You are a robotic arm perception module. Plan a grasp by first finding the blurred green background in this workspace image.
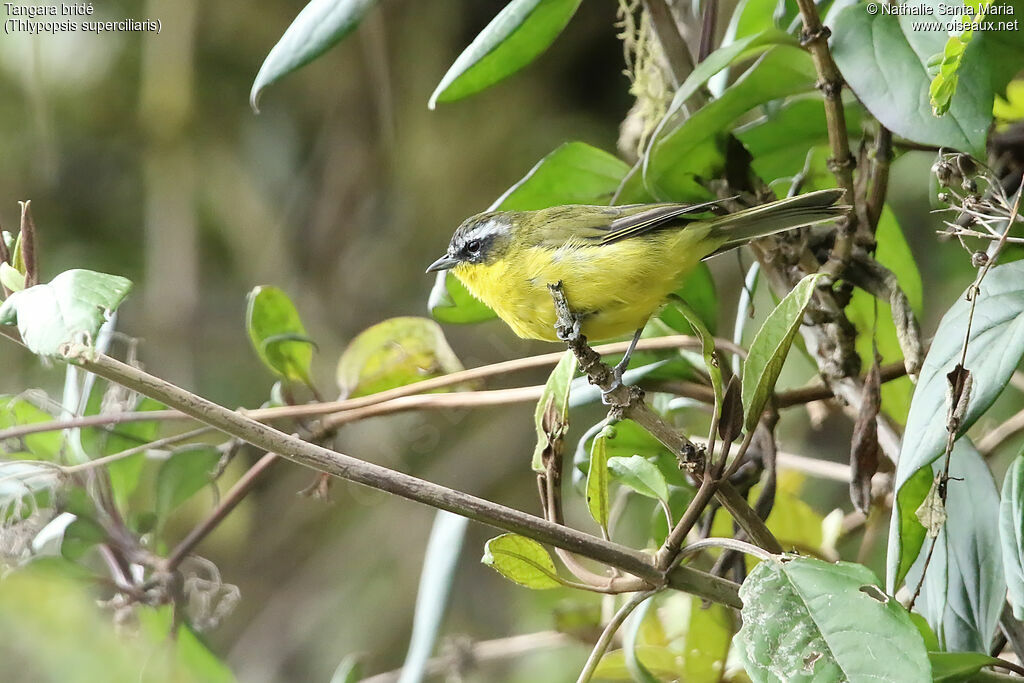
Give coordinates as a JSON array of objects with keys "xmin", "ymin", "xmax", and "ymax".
[{"xmin": 0, "ymin": 0, "xmax": 1003, "ymax": 680}]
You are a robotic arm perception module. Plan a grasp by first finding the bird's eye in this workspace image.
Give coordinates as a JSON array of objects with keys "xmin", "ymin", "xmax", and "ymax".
[{"xmin": 466, "ymin": 239, "xmax": 481, "ymax": 254}]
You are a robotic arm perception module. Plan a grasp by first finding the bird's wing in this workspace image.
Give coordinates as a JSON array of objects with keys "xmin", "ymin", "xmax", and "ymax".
[{"xmin": 598, "ymin": 198, "xmax": 731, "ymax": 245}]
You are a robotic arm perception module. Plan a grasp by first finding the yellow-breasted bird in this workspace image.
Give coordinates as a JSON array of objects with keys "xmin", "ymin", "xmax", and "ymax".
[{"xmin": 427, "ymin": 189, "xmax": 848, "ymax": 380}]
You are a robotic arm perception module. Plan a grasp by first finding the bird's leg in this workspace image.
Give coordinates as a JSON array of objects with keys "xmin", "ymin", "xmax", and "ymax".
[{"xmin": 607, "ymin": 327, "xmax": 644, "ymax": 394}]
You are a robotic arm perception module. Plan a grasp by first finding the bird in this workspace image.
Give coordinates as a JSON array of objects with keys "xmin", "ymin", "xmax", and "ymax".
[{"xmin": 427, "ymin": 189, "xmax": 848, "ymax": 381}]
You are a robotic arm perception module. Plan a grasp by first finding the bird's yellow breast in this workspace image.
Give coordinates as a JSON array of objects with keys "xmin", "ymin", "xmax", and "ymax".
[{"xmin": 452, "ymin": 226, "xmax": 717, "ymax": 342}]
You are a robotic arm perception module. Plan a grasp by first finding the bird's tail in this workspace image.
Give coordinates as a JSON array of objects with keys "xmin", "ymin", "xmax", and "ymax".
[{"xmin": 704, "ymin": 189, "xmax": 849, "ymax": 255}]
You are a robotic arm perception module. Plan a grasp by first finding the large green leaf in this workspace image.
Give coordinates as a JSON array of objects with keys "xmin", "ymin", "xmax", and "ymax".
[
  {"xmin": 575, "ymin": 418, "xmax": 690, "ymax": 488},
  {"xmin": 481, "ymin": 533, "xmax": 561, "ymax": 589},
  {"xmin": 641, "ymin": 46, "xmax": 817, "ymax": 201},
  {"xmin": 887, "ymin": 260, "xmax": 1024, "ymax": 591},
  {"xmin": 905, "ymin": 440, "xmax": 1004, "ymax": 653},
  {"xmin": 250, "ymin": 0, "xmax": 377, "ymax": 111},
  {"xmin": 734, "ymin": 557, "xmax": 930, "ymax": 681},
  {"xmin": 246, "ymin": 285, "xmax": 315, "ymax": 385},
  {"xmin": 335, "ymin": 317, "xmax": 463, "ymax": 398},
  {"xmin": 735, "ymin": 95, "xmax": 864, "ymax": 184},
  {"xmin": 742, "ymin": 273, "xmax": 822, "ymax": 431},
  {"xmin": 830, "ymin": 0, "xmax": 992, "ymax": 156},
  {"xmin": 0, "ymin": 269, "xmax": 132, "ymax": 357},
  {"xmin": 428, "ymin": 0, "xmax": 582, "ymax": 107},
  {"xmin": 1000, "ymin": 448, "xmax": 1024, "ymax": 620},
  {"xmin": 429, "ymin": 142, "xmax": 630, "ymax": 324}
]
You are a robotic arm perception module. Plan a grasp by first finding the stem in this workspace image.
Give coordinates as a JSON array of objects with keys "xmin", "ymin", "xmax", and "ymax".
[
  {"xmin": 676, "ymin": 537, "xmax": 775, "ymax": 563},
  {"xmin": 57, "ymin": 344, "xmax": 740, "ymax": 607},
  {"xmin": 577, "ymin": 590, "xmax": 662, "ymax": 683},
  {"xmin": 164, "ymin": 451, "xmax": 279, "ymax": 571},
  {"xmin": 794, "ymin": 0, "xmax": 857, "ymax": 276}
]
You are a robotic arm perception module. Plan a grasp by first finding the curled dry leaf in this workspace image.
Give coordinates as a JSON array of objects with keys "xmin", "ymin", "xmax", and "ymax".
[{"xmin": 850, "ymin": 360, "xmax": 881, "ymax": 514}]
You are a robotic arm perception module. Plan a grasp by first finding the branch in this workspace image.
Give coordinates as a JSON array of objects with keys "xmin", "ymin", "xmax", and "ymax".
[
  {"xmin": 794, "ymin": 0, "xmax": 858, "ymax": 276},
  {"xmin": 547, "ymin": 283, "xmax": 782, "ymax": 558},
  {"xmin": 56, "ymin": 344, "xmax": 740, "ymax": 607}
]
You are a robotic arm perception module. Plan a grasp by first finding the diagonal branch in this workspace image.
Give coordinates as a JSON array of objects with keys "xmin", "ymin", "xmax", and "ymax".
[{"xmin": 55, "ymin": 343, "xmax": 741, "ymax": 607}]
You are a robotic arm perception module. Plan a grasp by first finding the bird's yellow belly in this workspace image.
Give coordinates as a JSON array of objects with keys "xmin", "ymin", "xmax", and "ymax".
[{"xmin": 451, "ymin": 229, "xmax": 713, "ymax": 342}]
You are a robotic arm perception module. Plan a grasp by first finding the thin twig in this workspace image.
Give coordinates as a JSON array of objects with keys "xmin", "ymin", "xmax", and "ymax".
[
  {"xmin": 0, "ymin": 335, "xmax": 742, "ymax": 442},
  {"xmin": 978, "ymin": 407, "xmax": 1024, "ymax": 456}
]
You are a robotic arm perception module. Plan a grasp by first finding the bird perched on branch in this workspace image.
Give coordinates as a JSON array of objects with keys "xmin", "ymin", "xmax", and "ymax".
[{"xmin": 428, "ymin": 189, "xmax": 848, "ymax": 378}]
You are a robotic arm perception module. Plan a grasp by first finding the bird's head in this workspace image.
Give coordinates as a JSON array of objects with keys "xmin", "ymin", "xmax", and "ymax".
[{"xmin": 426, "ymin": 212, "xmax": 514, "ymax": 273}]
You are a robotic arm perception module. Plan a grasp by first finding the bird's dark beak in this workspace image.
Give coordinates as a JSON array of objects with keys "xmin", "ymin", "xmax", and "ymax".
[{"xmin": 426, "ymin": 254, "xmax": 459, "ymax": 273}]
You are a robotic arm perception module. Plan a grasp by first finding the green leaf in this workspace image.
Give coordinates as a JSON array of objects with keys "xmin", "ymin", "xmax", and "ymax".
[
  {"xmin": 430, "ymin": 142, "xmax": 630, "ymax": 324},
  {"xmin": 608, "ymin": 455, "xmax": 670, "ymax": 503},
  {"xmin": 329, "ymin": 655, "xmax": 363, "ymax": 683},
  {"xmin": 335, "ymin": 317, "xmax": 464, "ymax": 398},
  {"xmin": 0, "ymin": 261, "xmax": 25, "ymax": 292},
  {"xmin": 481, "ymin": 533, "xmax": 561, "ymax": 589},
  {"xmin": 531, "ymin": 350, "xmax": 576, "ymax": 472},
  {"xmin": 246, "ymin": 285, "xmax": 315, "ymax": 385},
  {"xmin": 887, "ymin": 260, "xmax": 1024, "ymax": 591},
  {"xmin": 927, "ymin": 1, "xmax": 994, "ymax": 115},
  {"xmin": 734, "ymin": 557, "xmax": 930, "ymax": 682},
  {"xmin": 154, "ymin": 445, "xmax": 221, "ymax": 527},
  {"xmin": 658, "ymin": 264, "xmax": 718, "ymax": 335},
  {"xmin": 495, "ymin": 142, "xmax": 631, "ymax": 210},
  {"xmin": 642, "ymin": 46, "xmax": 816, "ymax": 200},
  {"xmin": 659, "ymin": 28, "xmax": 799, "ymax": 126},
  {"xmin": 0, "ymin": 395, "xmax": 61, "ymax": 461},
  {"xmin": 929, "ymin": 651, "xmax": 1002, "ymax": 682},
  {"xmin": 741, "ymin": 273, "xmax": 822, "ymax": 431},
  {"xmin": 0, "ymin": 269, "xmax": 132, "ymax": 357},
  {"xmin": 250, "ymin": 0, "xmax": 378, "ymax": 111},
  {"xmin": 428, "ymin": 0, "xmax": 582, "ymax": 107},
  {"xmin": 593, "ymin": 646, "xmax": 683, "ymax": 680},
  {"xmin": 1000, "ymin": 448, "xmax": 1024, "ymax": 621},
  {"xmin": 736, "ymin": 95, "xmax": 864, "ymax": 184},
  {"xmin": 905, "ymin": 440, "xmax": 1004, "ymax": 653},
  {"xmin": 670, "ymin": 295, "xmax": 723, "ymax": 418},
  {"xmin": 683, "ymin": 595, "xmax": 733, "ymax": 682},
  {"xmin": 585, "ymin": 426, "xmax": 611, "ymax": 529},
  {"xmin": 60, "ymin": 516, "xmax": 105, "ymax": 561},
  {"xmin": 830, "ymin": 0, "xmax": 991, "ymax": 156},
  {"xmin": 103, "ymin": 397, "xmax": 165, "ymax": 504},
  {"xmin": 845, "ymin": 207, "xmax": 922, "ymax": 425},
  {"xmin": 137, "ymin": 606, "xmax": 236, "ymax": 682},
  {"xmin": 575, "ymin": 419, "xmax": 690, "ymax": 488}
]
